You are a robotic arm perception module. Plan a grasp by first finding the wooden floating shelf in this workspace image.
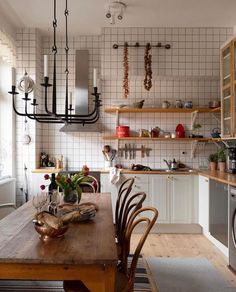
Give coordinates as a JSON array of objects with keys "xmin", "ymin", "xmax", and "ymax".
[
  {"xmin": 104, "ymin": 107, "xmax": 221, "ymax": 114},
  {"xmin": 103, "ymin": 136, "xmax": 223, "ymax": 141}
]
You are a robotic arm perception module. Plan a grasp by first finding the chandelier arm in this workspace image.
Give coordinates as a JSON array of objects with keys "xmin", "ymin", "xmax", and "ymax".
[
  {"xmin": 12, "ymin": 93, "xmax": 28, "ymax": 117},
  {"xmin": 70, "ymin": 104, "xmax": 100, "ymax": 122},
  {"xmin": 68, "ymin": 112, "xmax": 100, "ymax": 124},
  {"xmin": 30, "ymin": 110, "xmax": 99, "ymax": 123},
  {"xmin": 11, "ymin": 90, "xmax": 100, "ymax": 121},
  {"xmin": 70, "ymin": 107, "xmax": 100, "ymax": 123},
  {"xmin": 68, "ymin": 96, "xmax": 101, "ymax": 118},
  {"xmin": 42, "ymin": 77, "xmax": 54, "ymax": 115}
]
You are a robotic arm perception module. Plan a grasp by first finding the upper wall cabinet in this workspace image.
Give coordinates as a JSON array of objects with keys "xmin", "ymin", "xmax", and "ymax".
[{"xmin": 221, "ymin": 38, "xmax": 236, "ymax": 137}]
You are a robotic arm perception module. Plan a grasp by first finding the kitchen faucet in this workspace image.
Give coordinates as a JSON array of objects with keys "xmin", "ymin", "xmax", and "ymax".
[{"xmin": 163, "ymin": 159, "xmax": 177, "ymax": 170}]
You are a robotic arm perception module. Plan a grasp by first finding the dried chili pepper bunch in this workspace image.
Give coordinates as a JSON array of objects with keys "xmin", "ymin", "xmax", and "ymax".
[
  {"xmin": 144, "ymin": 43, "xmax": 152, "ymax": 91},
  {"xmin": 123, "ymin": 43, "xmax": 129, "ymax": 98}
]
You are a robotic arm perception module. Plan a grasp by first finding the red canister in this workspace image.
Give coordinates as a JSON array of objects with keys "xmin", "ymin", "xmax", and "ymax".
[
  {"xmin": 175, "ymin": 124, "xmax": 185, "ymax": 138},
  {"xmin": 116, "ymin": 125, "xmax": 130, "ymax": 137}
]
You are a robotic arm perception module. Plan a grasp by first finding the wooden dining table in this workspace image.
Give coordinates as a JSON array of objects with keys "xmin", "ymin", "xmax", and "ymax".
[{"xmin": 0, "ymin": 193, "xmax": 118, "ymax": 292}]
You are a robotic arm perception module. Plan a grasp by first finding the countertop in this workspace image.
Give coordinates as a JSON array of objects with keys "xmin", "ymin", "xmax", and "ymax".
[
  {"xmin": 100, "ymin": 168, "xmax": 198, "ymax": 174},
  {"xmin": 199, "ymin": 170, "xmax": 236, "ymax": 187},
  {"xmin": 31, "ymin": 168, "xmax": 63, "ymax": 173},
  {"xmin": 31, "ymin": 168, "xmax": 236, "ymax": 186}
]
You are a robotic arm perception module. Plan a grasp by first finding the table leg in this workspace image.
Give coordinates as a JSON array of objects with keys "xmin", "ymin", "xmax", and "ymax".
[{"xmin": 104, "ymin": 265, "xmax": 116, "ymax": 292}]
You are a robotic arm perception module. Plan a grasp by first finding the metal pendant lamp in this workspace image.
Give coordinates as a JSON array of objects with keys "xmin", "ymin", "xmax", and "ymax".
[{"xmin": 9, "ymin": 0, "xmax": 102, "ymax": 124}]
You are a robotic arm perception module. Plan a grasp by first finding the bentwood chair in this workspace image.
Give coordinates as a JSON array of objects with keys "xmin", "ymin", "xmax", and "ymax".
[
  {"xmin": 79, "ymin": 175, "xmax": 99, "ymax": 193},
  {"xmin": 63, "ymin": 207, "xmax": 158, "ymax": 292},
  {"xmin": 115, "ymin": 178, "xmax": 135, "ymax": 232},
  {"xmin": 117, "ymin": 192, "xmax": 147, "ymax": 260}
]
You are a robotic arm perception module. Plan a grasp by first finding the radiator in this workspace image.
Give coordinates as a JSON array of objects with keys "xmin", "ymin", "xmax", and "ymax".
[{"xmin": 0, "ymin": 177, "xmax": 16, "ymax": 219}]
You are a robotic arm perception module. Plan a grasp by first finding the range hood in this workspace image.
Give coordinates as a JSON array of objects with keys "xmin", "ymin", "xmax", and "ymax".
[{"xmin": 60, "ymin": 50, "xmax": 101, "ymax": 133}]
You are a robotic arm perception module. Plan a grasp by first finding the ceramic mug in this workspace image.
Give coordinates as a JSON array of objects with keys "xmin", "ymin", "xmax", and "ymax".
[
  {"xmin": 162, "ymin": 101, "xmax": 171, "ymax": 109},
  {"xmin": 175, "ymin": 100, "xmax": 183, "ymax": 108},
  {"xmin": 184, "ymin": 101, "xmax": 193, "ymax": 108}
]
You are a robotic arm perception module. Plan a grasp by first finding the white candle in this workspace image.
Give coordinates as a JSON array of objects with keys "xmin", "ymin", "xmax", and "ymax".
[
  {"xmin": 93, "ymin": 68, "xmax": 97, "ymax": 88},
  {"xmin": 44, "ymin": 55, "xmax": 48, "ymax": 77},
  {"xmin": 11, "ymin": 67, "xmax": 16, "ymax": 86},
  {"xmin": 69, "ymin": 92, "xmax": 72, "ymax": 105}
]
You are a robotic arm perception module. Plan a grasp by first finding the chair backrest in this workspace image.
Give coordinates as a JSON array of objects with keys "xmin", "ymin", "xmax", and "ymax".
[
  {"xmin": 120, "ymin": 207, "xmax": 158, "ymax": 292},
  {"xmin": 80, "ymin": 175, "xmax": 99, "ymax": 193},
  {"xmin": 115, "ymin": 177, "xmax": 135, "ymax": 231},
  {"xmin": 117, "ymin": 192, "xmax": 146, "ymax": 250},
  {"xmin": 79, "ymin": 182, "xmax": 96, "ymax": 193}
]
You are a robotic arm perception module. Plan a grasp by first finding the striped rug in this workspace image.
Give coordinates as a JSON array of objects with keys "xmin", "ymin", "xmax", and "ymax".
[{"xmin": 0, "ymin": 256, "xmax": 152, "ymax": 291}]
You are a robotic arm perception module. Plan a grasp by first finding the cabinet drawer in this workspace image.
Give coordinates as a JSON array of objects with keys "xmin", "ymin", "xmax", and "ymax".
[{"xmin": 122, "ymin": 174, "xmax": 149, "ymax": 184}]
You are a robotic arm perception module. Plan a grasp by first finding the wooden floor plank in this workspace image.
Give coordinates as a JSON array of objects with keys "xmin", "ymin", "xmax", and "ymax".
[{"xmin": 131, "ymin": 234, "xmax": 236, "ymax": 290}]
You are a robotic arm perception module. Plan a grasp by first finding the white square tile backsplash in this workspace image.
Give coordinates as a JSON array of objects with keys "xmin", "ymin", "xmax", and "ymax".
[{"xmin": 15, "ymin": 26, "xmax": 233, "ymax": 204}]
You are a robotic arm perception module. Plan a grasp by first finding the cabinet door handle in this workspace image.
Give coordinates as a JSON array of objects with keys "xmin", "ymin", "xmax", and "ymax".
[{"xmin": 205, "ymin": 179, "xmax": 209, "ymax": 182}]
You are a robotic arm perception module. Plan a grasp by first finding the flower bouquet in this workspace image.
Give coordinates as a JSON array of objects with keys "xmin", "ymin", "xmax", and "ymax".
[{"xmin": 41, "ymin": 165, "xmax": 90, "ymax": 204}]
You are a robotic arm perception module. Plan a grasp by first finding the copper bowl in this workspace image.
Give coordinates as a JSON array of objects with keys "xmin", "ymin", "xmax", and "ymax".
[{"xmin": 34, "ymin": 223, "xmax": 69, "ymax": 242}]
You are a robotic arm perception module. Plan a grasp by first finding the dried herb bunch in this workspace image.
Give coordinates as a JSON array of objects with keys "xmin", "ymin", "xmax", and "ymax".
[
  {"xmin": 123, "ymin": 43, "xmax": 129, "ymax": 98},
  {"xmin": 144, "ymin": 43, "xmax": 152, "ymax": 91}
]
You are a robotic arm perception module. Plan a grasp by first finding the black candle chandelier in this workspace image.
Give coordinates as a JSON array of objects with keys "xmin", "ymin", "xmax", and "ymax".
[{"xmin": 8, "ymin": 0, "xmax": 101, "ymax": 124}]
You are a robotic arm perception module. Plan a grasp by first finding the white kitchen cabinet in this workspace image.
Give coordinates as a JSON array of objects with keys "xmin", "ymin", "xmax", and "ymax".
[
  {"xmin": 149, "ymin": 175, "xmax": 169, "ymax": 223},
  {"xmin": 100, "ymin": 173, "xmax": 118, "ymax": 219},
  {"xmin": 101, "ymin": 172, "xmax": 197, "ymax": 225},
  {"xmin": 198, "ymin": 175, "xmax": 209, "ymax": 234},
  {"xmin": 171, "ymin": 175, "xmax": 194, "ymax": 223},
  {"xmin": 149, "ymin": 174, "xmax": 196, "ymax": 224}
]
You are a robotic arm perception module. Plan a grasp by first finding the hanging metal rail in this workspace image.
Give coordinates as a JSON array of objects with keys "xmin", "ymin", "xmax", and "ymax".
[{"xmin": 113, "ymin": 42, "xmax": 171, "ymax": 49}]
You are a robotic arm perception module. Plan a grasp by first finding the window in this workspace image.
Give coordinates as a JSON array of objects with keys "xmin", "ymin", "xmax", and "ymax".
[
  {"xmin": 0, "ymin": 58, "xmax": 13, "ymax": 177},
  {"xmin": 0, "ymin": 30, "xmax": 16, "ymax": 178}
]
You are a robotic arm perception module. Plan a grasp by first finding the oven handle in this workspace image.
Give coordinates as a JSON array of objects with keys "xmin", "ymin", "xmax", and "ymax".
[
  {"xmin": 232, "ymin": 208, "xmax": 236, "ymax": 247},
  {"xmin": 231, "ymin": 194, "xmax": 236, "ymax": 200}
]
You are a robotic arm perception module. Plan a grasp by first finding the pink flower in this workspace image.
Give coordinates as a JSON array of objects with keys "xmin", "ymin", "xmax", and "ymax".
[
  {"xmin": 40, "ymin": 184, "xmax": 46, "ymax": 190},
  {"xmin": 82, "ymin": 165, "xmax": 89, "ymax": 176},
  {"xmin": 66, "ymin": 178, "xmax": 72, "ymax": 184},
  {"xmin": 44, "ymin": 174, "xmax": 50, "ymax": 180}
]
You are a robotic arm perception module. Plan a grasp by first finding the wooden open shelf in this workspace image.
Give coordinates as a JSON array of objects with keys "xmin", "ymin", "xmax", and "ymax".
[
  {"xmin": 103, "ymin": 136, "xmax": 223, "ymax": 141},
  {"xmin": 104, "ymin": 107, "xmax": 221, "ymax": 114}
]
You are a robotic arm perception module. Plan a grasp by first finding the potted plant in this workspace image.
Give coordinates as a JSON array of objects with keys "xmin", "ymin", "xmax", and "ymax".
[
  {"xmin": 208, "ymin": 153, "xmax": 218, "ymax": 171},
  {"xmin": 217, "ymin": 148, "xmax": 226, "ymax": 172},
  {"xmin": 191, "ymin": 123, "xmax": 202, "ymax": 138}
]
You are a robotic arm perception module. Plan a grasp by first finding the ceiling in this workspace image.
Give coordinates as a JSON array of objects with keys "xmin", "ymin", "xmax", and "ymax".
[{"xmin": 1, "ymin": 0, "xmax": 236, "ymax": 36}]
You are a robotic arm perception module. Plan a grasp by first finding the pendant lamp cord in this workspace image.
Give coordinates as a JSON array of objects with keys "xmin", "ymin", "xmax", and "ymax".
[{"xmin": 65, "ymin": 0, "xmax": 69, "ymax": 121}]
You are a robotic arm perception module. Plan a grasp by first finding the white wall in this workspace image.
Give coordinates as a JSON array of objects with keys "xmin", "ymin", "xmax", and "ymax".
[{"xmin": 14, "ymin": 26, "xmax": 233, "ymax": 204}]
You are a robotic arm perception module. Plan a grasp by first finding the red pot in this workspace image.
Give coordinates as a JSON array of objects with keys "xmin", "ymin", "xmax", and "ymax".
[{"xmin": 116, "ymin": 126, "xmax": 130, "ymax": 137}]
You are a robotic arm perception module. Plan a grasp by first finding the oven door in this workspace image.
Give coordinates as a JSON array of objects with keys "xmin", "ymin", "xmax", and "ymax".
[{"xmin": 209, "ymin": 180, "xmax": 228, "ymax": 247}]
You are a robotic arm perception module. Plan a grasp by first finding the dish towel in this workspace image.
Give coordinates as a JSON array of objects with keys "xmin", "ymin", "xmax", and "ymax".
[{"xmin": 109, "ymin": 167, "xmax": 121, "ymax": 184}]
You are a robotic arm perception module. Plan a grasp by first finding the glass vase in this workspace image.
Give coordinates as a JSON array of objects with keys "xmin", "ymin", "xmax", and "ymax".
[{"xmin": 63, "ymin": 187, "xmax": 82, "ymax": 204}]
